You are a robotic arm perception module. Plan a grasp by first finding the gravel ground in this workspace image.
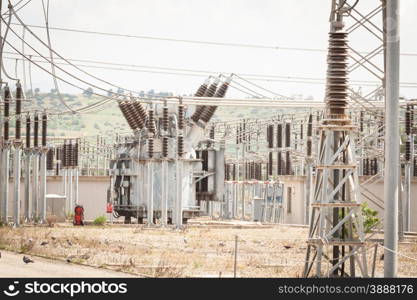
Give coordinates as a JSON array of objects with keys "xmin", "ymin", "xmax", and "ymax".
[{"xmin": 0, "ymin": 220, "xmax": 416, "ymax": 277}]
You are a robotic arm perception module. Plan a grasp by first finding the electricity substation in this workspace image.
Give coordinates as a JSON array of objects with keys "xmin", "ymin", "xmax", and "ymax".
[{"xmin": 0, "ymin": 0, "xmax": 416, "ymax": 278}]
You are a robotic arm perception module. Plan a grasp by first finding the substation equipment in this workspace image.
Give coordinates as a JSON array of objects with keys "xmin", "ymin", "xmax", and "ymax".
[{"xmin": 108, "ymin": 76, "xmax": 232, "ymax": 225}]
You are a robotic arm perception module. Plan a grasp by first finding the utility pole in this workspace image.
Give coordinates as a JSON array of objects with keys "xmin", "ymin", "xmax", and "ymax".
[{"xmin": 383, "ymin": 0, "xmax": 400, "ymax": 278}]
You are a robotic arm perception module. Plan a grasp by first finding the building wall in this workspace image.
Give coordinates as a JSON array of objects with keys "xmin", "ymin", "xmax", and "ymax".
[{"xmin": 3, "ymin": 175, "xmax": 417, "ymax": 231}]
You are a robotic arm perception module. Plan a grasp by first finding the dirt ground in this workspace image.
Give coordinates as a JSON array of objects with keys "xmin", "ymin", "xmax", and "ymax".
[{"xmin": 0, "ymin": 219, "xmax": 416, "ymax": 277}]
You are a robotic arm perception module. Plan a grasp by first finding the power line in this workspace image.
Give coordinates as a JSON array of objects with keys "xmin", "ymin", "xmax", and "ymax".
[{"xmin": 8, "ymin": 22, "xmax": 417, "ymax": 57}]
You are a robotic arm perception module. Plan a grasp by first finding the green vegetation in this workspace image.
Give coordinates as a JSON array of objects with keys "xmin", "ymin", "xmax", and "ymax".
[
  {"xmin": 93, "ymin": 215, "xmax": 107, "ymax": 226},
  {"xmin": 361, "ymin": 202, "xmax": 379, "ymax": 233}
]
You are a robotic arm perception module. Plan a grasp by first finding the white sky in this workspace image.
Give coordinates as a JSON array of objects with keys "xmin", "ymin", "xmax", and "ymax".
[{"xmin": 3, "ymin": 0, "xmax": 417, "ymax": 100}]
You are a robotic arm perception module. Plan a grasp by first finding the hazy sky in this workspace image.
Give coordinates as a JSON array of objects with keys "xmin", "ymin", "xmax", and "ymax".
[{"xmin": 3, "ymin": 0, "xmax": 417, "ymax": 100}]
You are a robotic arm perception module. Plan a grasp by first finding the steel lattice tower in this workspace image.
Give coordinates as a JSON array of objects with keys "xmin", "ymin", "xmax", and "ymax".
[{"xmin": 303, "ymin": 1, "xmax": 368, "ymax": 278}]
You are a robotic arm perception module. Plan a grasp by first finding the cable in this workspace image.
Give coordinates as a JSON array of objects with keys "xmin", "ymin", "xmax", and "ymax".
[
  {"xmin": 9, "ymin": 21, "xmax": 417, "ymax": 57},
  {"xmin": 0, "ymin": 5, "xmax": 19, "ymax": 81},
  {"xmin": 9, "ymin": 7, "xmax": 159, "ymax": 98},
  {"xmin": 41, "ymin": 0, "xmax": 76, "ymax": 113},
  {"xmin": 233, "ymin": 73, "xmax": 290, "ymax": 99}
]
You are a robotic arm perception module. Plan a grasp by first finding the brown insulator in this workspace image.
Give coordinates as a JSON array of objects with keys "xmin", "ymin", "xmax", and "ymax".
[
  {"xmin": 209, "ymin": 126, "xmax": 215, "ymax": 140},
  {"xmin": 300, "ymin": 123, "xmax": 304, "ymax": 140},
  {"xmin": 277, "ymin": 151, "xmax": 283, "ymax": 175},
  {"xmin": 132, "ymin": 101, "xmax": 147, "ymax": 129},
  {"xmin": 225, "ymin": 164, "xmax": 230, "ymax": 181},
  {"xmin": 162, "ymin": 106, "xmax": 169, "ymax": 132},
  {"xmin": 69, "ymin": 142, "xmax": 75, "ymax": 167},
  {"xmin": 4, "ymin": 86, "xmax": 11, "ymax": 141},
  {"xmin": 65, "ymin": 141, "xmax": 71, "ymax": 168},
  {"xmin": 147, "ymin": 109, "xmax": 156, "ymax": 134},
  {"xmin": 62, "ymin": 143, "xmax": 67, "ymax": 168},
  {"xmin": 267, "ymin": 124, "xmax": 274, "ymax": 148},
  {"xmin": 15, "ymin": 84, "xmax": 23, "ymax": 140},
  {"xmin": 25, "ymin": 115, "xmax": 31, "ymax": 148},
  {"xmin": 325, "ymin": 31, "xmax": 349, "ymax": 118},
  {"xmin": 236, "ymin": 126, "xmax": 240, "ymax": 145},
  {"xmin": 285, "ymin": 151, "xmax": 291, "ymax": 175},
  {"xmin": 239, "ymin": 123, "xmax": 243, "ymax": 144},
  {"xmin": 232, "ymin": 163, "xmax": 236, "ymax": 180},
  {"xmin": 200, "ymin": 80, "xmax": 231, "ymax": 123},
  {"xmin": 277, "ymin": 123, "xmax": 283, "ymax": 148},
  {"xmin": 405, "ymin": 139, "xmax": 411, "ymax": 162},
  {"xmin": 178, "ymin": 104, "xmax": 185, "ymax": 130},
  {"xmin": 162, "ymin": 136, "xmax": 169, "ymax": 158},
  {"xmin": 268, "ymin": 152, "xmax": 273, "ymax": 176},
  {"xmin": 285, "ymin": 123, "xmax": 291, "ymax": 148},
  {"xmin": 148, "ymin": 137, "xmax": 154, "ymax": 158},
  {"xmin": 373, "ymin": 158, "xmax": 378, "ymax": 174},
  {"xmin": 33, "ymin": 114, "xmax": 39, "ymax": 147},
  {"xmin": 191, "ymin": 79, "xmax": 219, "ymax": 123},
  {"xmin": 177, "ymin": 135, "xmax": 184, "ymax": 157},
  {"xmin": 74, "ymin": 141, "xmax": 79, "ymax": 167},
  {"xmin": 406, "ymin": 105, "xmax": 411, "ymax": 136},
  {"xmin": 360, "ymin": 111, "xmax": 364, "ymax": 132},
  {"xmin": 41, "ymin": 113, "xmax": 47, "ymax": 147},
  {"xmin": 47, "ymin": 148, "xmax": 54, "ymax": 170},
  {"xmin": 119, "ymin": 101, "xmax": 136, "ymax": 130}
]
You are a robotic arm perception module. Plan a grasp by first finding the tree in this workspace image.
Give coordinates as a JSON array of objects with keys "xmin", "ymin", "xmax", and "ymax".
[{"xmin": 83, "ymin": 87, "xmax": 94, "ymax": 98}]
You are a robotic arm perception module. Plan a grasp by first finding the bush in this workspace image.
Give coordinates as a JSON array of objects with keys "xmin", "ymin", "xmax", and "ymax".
[
  {"xmin": 93, "ymin": 216, "xmax": 106, "ymax": 226},
  {"xmin": 361, "ymin": 202, "xmax": 379, "ymax": 233}
]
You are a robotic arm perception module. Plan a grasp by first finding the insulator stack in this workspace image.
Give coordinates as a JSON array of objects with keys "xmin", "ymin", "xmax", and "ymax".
[
  {"xmin": 405, "ymin": 139, "xmax": 411, "ymax": 162},
  {"xmin": 306, "ymin": 114, "xmax": 313, "ymax": 157},
  {"xmin": 268, "ymin": 152, "xmax": 273, "ymax": 176},
  {"xmin": 162, "ymin": 137, "xmax": 169, "ymax": 158},
  {"xmin": 132, "ymin": 101, "xmax": 147, "ymax": 129},
  {"xmin": 191, "ymin": 78, "xmax": 217, "ymax": 123},
  {"xmin": 25, "ymin": 115, "xmax": 31, "ymax": 148},
  {"xmin": 267, "ymin": 124, "xmax": 274, "ymax": 148},
  {"xmin": 177, "ymin": 135, "xmax": 184, "ymax": 157},
  {"xmin": 15, "ymin": 83, "xmax": 23, "ymax": 140},
  {"xmin": 41, "ymin": 113, "xmax": 47, "ymax": 147},
  {"xmin": 406, "ymin": 105, "xmax": 411, "ymax": 136},
  {"xmin": 178, "ymin": 104, "xmax": 185, "ymax": 130},
  {"xmin": 300, "ymin": 123, "xmax": 304, "ymax": 140},
  {"xmin": 209, "ymin": 126, "xmax": 215, "ymax": 140},
  {"xmin": 277, "ymin": 123, "xmax": 283, "ymax": 148},
  {"xmin": 148, "ymin": 137, "xmax": 154, "ymax": 158},
  {"xmin": 285, "ymin": 151, "xmax": 292, "ymax": 175},
  {"xmin": 200, "ymin": 79, "xmax": 231, "ymax": 123},
  {"xmin": 236, "ymin": 126, "xmax": 240, "ymax": 144},
  {"xmin": 74, "ymin": 141, "xmax": 79, "ymax": 167},
  {"xmin": 360, "ymin": 111, "xmax": 364, "ymax": 132},
  {"xmin": 232, "ymin": 164, "xmax": 236, "ymax": 180},
  {"xmin": 4, "ymin": 86, "xmax": 11, "ymax": 141},
  {"xmin": 239, "ymin": 123, "xmax": 244, "ymax": 144},
  {"xmin": 373, "ymin": 158, "xmax": 378, "ymax": 175},
  {"xmin": 285, "ymin": 123, "xmax": 291, "ymax": 148},
  {"xmin": 69, "ymin": 142, "xmax": 75, "ymax": 167},
  {"xmin": 162, "ymin": 105, "xmax": 169, "ymax": 132},
  {"xmin": 65, "ymin": 141, "xmax": 71, "ymax": 168},
  {"xmin": 47, "ymin": 148, "xmax": 54, "ymax": 170},
  {"xmin": 119, "ymin": 102, "xmax": 136, "ymax": 130},
  {"xmin": 147, "ymin": 109, "xmax": 156, "ymax": 134},
  {"xmin": 34, "ymin": 114, "xmax": 39, "ymax": 147},
  {"xmin": 277, "ymin": 151, "xmax": 283, "ymax": 175},
  {"xmin": 325, "ymin": 31, "xmax": 349, "ymax": 118},
  {"xmin": 363, "ymin": 158, "xmax": 370, "ymax": 176}
]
